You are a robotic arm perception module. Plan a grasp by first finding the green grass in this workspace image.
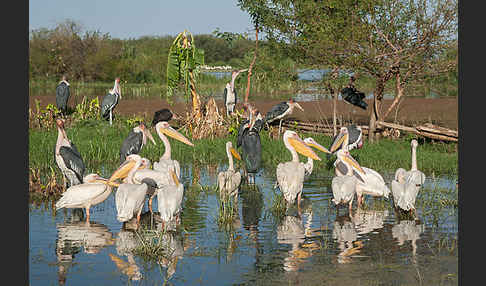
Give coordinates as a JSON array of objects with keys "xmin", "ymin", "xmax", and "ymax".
[{"xmin": 29, "ymin": 117, "xmax": 458, "ymax": 188}]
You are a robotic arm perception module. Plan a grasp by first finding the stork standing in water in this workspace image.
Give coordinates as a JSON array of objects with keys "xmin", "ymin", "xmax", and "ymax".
[
  {"xmin": 55, "ymin": 173, "xmax": 119, "ymax": 224},
  {"xmin": 237, "ymin": 107, "xmax": 264, "ymax": 185},
  {"xmin": 54, "ymin": 118, "xmax": 86, "ymax": 189},
  {"xmin": 223, "ymin": 69, "xmax": 247, "ymax": 117},
  {"xmin": 119, "ymin": 122, "xmax": 157, "ymax": 164},
  {"xmin": 56, "ymin": 75, "xmax": 70, "ymax": 115},
  {"xmin": 218, "ymin": 141, "xmax": 242, "ymax": 200},
  {"xmin": 101, "ymin": 78, "xmax": 121, "ymax": 125},
  {"xmin": 264, "ymin": 99, "xmax": 304, "ymax": 138},
  {"xmin": 112, "ymin": 154, "xmax": 157, "ymax": 225},
  {"xmin": 391, "ymin": 139, "xmax": 426, "ymax": 216},
  {"xmin": 330, "ymin": 127, "xmax": 391, "ymax": 208},
  {"xmin": 275, "ymin": 130, "xmax": 321, "ymax": 209}
]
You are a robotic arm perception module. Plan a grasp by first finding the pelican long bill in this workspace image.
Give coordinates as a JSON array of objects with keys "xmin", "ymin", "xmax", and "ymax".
[
  {"xmin": 306, "ymin": 140, "xmax": 331, "ymax": 154},
  {"xmin": 230, "ymin": 147, "xmax": 241, "ymax": 160},
  {"xmin": 330, "ymin": 132, "xmax": 348, "ymax": 153},
  {"xmin": 160, "ymin": 126, "xmax": 194, "ymax": 147},
  {"xmin": 288, "ymin": 137, "xmax": 321, "ymax": 161},
  {"xmin": 108, "ymin": 159, "xmax": 136, "ymax": 182},
  {"xmin": 342, "ymin": 153, "xmax": 366, "ymax": 176},
  {"xmin": 170, "ymin": 168, "xmax": 180, "ymax": 186},
  {"xmin": 145, "ymin": 128, "xmax": 156, "ymax": 145}
]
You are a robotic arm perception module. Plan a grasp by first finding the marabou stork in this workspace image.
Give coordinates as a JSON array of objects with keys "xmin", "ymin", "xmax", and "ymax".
[
  {"xmin": 217, "ymin": 141, "xmax": 242, "ymax": 200},
  {"xmin": 331, "ymin": 148, "xmax": 367, "ymax": 213},
  {"xmin": 328, "ymin": 125, "xmax": 363, "ymax": 155},
  {"xmin": 56, "ymin": 76, "xmax": 70, "ymax": 114},
  {"xmin": 54, "ymin": 118, "xmax": 86, "ymax": 189},
  {"xmin": 223, "ymin": 69, "xmax": 247, "ymax": 117},
  {"xmin": 391, "ymin": 139, "xmax": 426, "ymax": 215},
  {"xmin": 264, "ymin": 99, "xmax": 304, "ymax": 137},
  {"xmin": 156, "ymin": 167, "xmax": 184, "ymax": 228},
  {"xmin": 341, "ymin": 86, "xmax": 368, "ymax": 110},
  {"xmin": 119, "ymin": 122, "xmax": 156, "ymax": 164},
  {"xmin": 332, "ymin": 127, "xmax": 390, "ymax": 207},
  {"xmin": 151, "ymin": 108, "xmax": 178, "ymax": 127},
  {"xmin": 55, "ymin": 173, "xmax": 119, "ymax": 224},
  {"xmin": 101, "ymin": 78, "xmax": 121, "ymax": 125},
  {"xmin": 237, "ymin": 108, "xmax": 264, "ymax": 184},
  {"xmin": 302, "ymin": 137, "xmax": 331, "ymax": 177},
  {"xmin": 275, "ymin": 130, "xmax": 321, "ymax": 208},
  {"xmin": 113, "ymin": 154, "xmax": 157, "ymax": 224}
]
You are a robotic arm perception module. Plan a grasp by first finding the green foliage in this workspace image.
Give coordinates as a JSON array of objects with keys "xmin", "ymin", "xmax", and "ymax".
[
  {"xmin": 73, "ymin": 96, "xmax": 100, "ymax": 121},
  {"xmin": 166, "ymin": 30, "xmax": 205, "ymax": 101},
  {"xmin": 29, "ymin": 100, "xmax": 61, "ymax": 129}
]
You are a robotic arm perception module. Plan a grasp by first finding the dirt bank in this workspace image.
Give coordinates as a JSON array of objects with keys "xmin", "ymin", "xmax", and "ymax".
[{"xmin": 29, "ymin": 95, "xmax": 458, "ymax": 130}]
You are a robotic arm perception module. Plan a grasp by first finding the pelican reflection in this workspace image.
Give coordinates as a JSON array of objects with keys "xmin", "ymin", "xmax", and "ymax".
[{"xmin": 392, "ymin": 219, "xmax": 424, "ymax": 262}]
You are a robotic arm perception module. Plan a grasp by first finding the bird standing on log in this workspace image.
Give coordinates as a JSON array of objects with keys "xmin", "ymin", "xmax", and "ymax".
[
  {"xmin": 54, "ymin": 118, "xmax": 86, "ymax": 189},
  {"xmin": 101, "ymin": 78, "xmax": 121, "ymax": 125},
  {"xmin": 264, "ymin": 99, "xmax": 304, "ymax": 138},
  {"xmin": 119, "ymin": 122, "xmax": 156, "ymax": 164}
]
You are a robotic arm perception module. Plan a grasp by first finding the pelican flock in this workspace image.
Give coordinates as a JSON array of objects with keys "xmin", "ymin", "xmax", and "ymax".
[{"xmin": 49, "ymin": 81, "xmax": 433, "ymax": 267}]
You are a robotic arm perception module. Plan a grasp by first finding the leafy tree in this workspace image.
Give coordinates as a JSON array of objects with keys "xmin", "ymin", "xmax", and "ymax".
[{"xmin": 238, "ymin": 0, "xmax": 457, "ymax": 141}]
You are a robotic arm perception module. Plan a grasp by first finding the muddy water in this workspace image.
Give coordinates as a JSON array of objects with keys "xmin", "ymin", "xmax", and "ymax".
[{"xmin": 29, "ymin": 164, "xmax": 458, "ymax": 285}]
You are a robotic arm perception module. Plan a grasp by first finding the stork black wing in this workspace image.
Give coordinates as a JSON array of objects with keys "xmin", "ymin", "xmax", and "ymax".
[
  {"xmin": 237, "ymin": 119, "xmax": 249, "ymax": 148},
  {"xmin": 223, "ymin": 86, "xmax": 228, "ymax": 106},
  {"xmin": 347, "ymin": 125, "xmax": 362, "ymax": 145},
  {"xmin": 241, "ymin": 131, "xmax": 262, "ymax": 174},
  {"xmin": 59, "ymin": 145, "xmax": 85, "ymax": 183},
  {"xmin": 341, "ymin": 87, "xmax": 367, "ymax": 110},
  {"xmin": 264, "ymin": 102, "xmax": 289, "ymax": 123},
  {"xmin": 101, "ymin": 93, "xmax": 119, "ymax": 118},
  {"xmin": 119, "ymin": 130, "xmax": 143, "ymax": 163}
]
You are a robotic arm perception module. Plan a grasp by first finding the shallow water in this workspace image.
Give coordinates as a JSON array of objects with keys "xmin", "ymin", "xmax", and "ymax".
[{"xmin": 29, "ymin": 163, "xmax": 458, "ymax": 285}]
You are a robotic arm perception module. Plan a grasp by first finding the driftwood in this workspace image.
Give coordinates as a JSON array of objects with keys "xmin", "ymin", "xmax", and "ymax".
[{"xmin": 280, "ymin": 119, "xmax": 458, "ymax": 142}]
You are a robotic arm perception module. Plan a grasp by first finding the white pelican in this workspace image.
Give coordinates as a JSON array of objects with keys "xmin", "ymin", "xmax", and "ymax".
[
  {"xmin": 331, "ymin": 126, "xmax": 390, "ymax": 208},
  {"xmin": 55, "ymin": 173, "xmax": 119, "ymax": 223},
  {"xmin": 152, "ymin": 121, "xmax": 194, "ymax": 178},
  {"xmin": 276, "ymin": 130, "xmax": 321, "ymax": 208},
  {"xmin": 54, "ymin": 118, "xmax": 86, "ymax": 189},
  {"xmin": 264, "ymin": 99, "xmax": 304, "ymax": 137},
  {"xmin": 119, "ymin": 122, "xmax": 156, "ymax": 164},
  {"xmin": 157, "ymin": 167, "xmax": 184, "ymax": 228},
  {"xmin": 392, "ymin": 139, "xmax": 426, "ymax": 214},
  {"xmin": 331, "ymin": 148, "xmax": 367, "ymax": 213},
  {"xmin": 112, "ymin": 154, "xmax": 157, "ymax": 224},
  {"xmin": 217, "ymin": 141, "xmax": 242, "ymax": 200},
  {"xmin": 302, "ymin": 137, "xmax": 331, "ymax": 177}
]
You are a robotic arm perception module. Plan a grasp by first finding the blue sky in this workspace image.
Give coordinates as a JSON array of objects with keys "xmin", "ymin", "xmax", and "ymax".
[{"xmin": 29, "ymin": 0, "xmax": 254, "ymax": 39}]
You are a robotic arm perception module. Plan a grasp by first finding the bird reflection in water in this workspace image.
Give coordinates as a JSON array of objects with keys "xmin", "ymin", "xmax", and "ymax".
[
  {"xmin": 109, "ymin": 229, "xmax": 142, "ymax": 281},
  {"xmin": 392, "ymin": 218, "xmax": 424, "ymax": 263},
  {"xmin": 55, "ymin": 218, "xmax": 114, "ymax": 285},
  {"xmin": 332, "ymin": 214, "xmax": 361, "ymax": 264}
]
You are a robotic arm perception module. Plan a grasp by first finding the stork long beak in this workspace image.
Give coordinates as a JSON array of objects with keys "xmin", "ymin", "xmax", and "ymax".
[
  {"xmin": 170, "ymin": 169, "xmax": 180, "ymax": 186},
  {"xmin": 159, "ymin": 126, "xmax": 194, "ymax": 146},
  {"xmin": 145, "ymin": 129, "xmax": 156, "ymax": 145},
  {"xmin": 342, "ymin": 153, "xmax": 366, "ymax": 176},
  {"xmin": 330, "ymin": 132, "xmax": 348, "ymax": 153},
  {"xmin": 288, "ymin": 137, "xmax": 321, "ymax": 161},
  {"xmin": 306, "ymin": 140, "xmax": 331, "ymax": 154},
  {"xmin": 294, "ymin": 102, "xmax": 304, "ymax": 112},
  {"xmin": 230, "ymin": 147, "xmax": 241, "ymax": 160}
]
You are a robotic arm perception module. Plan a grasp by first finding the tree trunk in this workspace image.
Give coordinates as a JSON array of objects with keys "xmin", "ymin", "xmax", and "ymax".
[
  {"xmin": 369, "ymin": 79, "xmax": 385, "ymax": 142},
  {"xmin": 189, "ymin": 71, "xmax": 202, "ymax": 120},
  {"xmin": 382, "ymin": 72, "xmax": 404, "ymax": 122}
]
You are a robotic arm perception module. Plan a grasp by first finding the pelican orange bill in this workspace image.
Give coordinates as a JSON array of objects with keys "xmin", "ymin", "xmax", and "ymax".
[
  {"xmin": 342, "ymin": 153, "xmax": 366, "ymax": 175},
  {"xmin": 230, "ymin": 147, "xmax": 241, "ymax": 160},
  {"xmin": 170, "ymin": 169, "xmax": 180, "ymax": 186},
  {"xmin": 330, "ymin": 133, "xmax": 348, "ymax": 153},
  {"xmin": 159, "ymin": 126, "xmax": 194, "ymax": 147},
  {"xmin": 288, "ymin": 137, "xmax": 321, "ymax": 161},
  {"xmin": 306, "ymin": 140, "xmax": 331, "ymax": 154}
]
